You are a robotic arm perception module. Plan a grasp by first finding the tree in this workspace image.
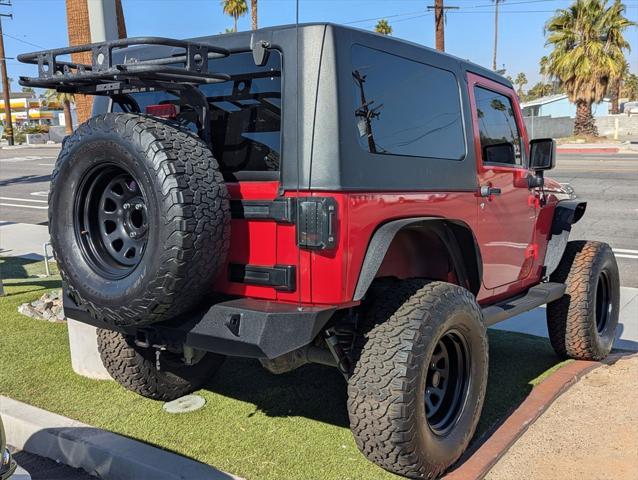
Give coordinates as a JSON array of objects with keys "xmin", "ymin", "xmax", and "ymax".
[
  {"xmin": 374, "ymin": 19, "xmax": 392, "ymax": 35},
  {"xmin": 21, "ymin": 87, "xmax": 35, "ymax": 94},
  {"xmin": 492, "ymin": 0, "xmax": 505, "ymax": 70},
  {"xmin": 45, "ymin": 89, "xmax": 75, "ymax": 135},
  {"xmin": 622, "ymin": 72, "xmax": 638, "ymax": 101},
  {"xmin": 544, "ymin": 0, "xmax": 634, "ymax": 136},
  {"xmin": 250, "ymin": 0, "xmax": 257, "ymax": 30},
  {"xmin": 526, "ymin": 82, "xmax": 554, "ymax": 101},
  {"xmin": 514, "ymin": 72, "xmax": 528, "ymax": 98},
  {"xmin": 222, "ymin": 0, "xmax": 248, "ymax": 33},
  {"xmin": 609, "ymin": 60, "xmax": 627, "ymax": 114}
]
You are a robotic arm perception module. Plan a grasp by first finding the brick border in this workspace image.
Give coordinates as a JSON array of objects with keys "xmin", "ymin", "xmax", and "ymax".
[{"xmin": 443, "ymin": 352, "xmax": 633, "ymax": 480}]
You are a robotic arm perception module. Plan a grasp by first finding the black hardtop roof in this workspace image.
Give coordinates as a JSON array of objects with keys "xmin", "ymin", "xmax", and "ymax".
[{"xmin": 126, "ymin": 22, "xmax": 511, "ymax": 88}]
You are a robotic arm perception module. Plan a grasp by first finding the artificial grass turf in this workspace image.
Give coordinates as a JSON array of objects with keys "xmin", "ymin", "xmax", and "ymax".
[{"xmin": 0, "ymin": 257, "xmax": 569, "ymax": 480}]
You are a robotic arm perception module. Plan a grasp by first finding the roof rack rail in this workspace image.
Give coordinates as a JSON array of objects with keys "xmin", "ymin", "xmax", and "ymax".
[{"xmin": 17, "ymin": 36, "xmax": 232, "ymax": 95}]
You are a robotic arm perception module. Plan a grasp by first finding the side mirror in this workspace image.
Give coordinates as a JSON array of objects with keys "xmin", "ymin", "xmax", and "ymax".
[{"xmin": 529, "ymin": 138, "xmax": 556, "ymax": 172}]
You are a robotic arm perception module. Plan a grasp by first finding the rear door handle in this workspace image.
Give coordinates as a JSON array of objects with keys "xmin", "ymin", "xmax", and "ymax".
[{"xmin": 480, "ymin": 185, "xmax": 502, "ymax": 197}]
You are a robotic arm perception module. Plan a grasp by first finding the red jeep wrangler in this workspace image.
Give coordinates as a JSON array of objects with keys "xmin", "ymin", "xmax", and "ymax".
[{"xmin": 19, "ymin": 24, "xmax": 619, "ymax": 479}]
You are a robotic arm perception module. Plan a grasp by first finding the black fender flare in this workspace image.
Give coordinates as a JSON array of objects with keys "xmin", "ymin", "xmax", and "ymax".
[
  {"xmin": 543, "ymin": 200, "xmax": 587, "ymax": 276},
  {"xmin": 353, "ymin": 217, "xmax": 483, "ymax": 301}
]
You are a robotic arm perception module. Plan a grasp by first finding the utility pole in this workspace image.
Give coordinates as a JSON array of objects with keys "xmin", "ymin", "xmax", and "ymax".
[
  {"xmin": 492, "ymin": 0, "xmax": 501, "ymax": 70},
  {"xmin": 427, "ymin": 1, "xmax": 459, "ymax": 52},
  {"xmin": 0, "ymin": 4, "xmax": 13, "ymax": 145}
]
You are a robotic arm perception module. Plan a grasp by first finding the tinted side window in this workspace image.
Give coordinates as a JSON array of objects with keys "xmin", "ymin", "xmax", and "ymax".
[
  {"xmin": 351, "ymin": 45, "xmax": 465, "ymax": 160},
  {"xmin": 474, "ymin": 87, "xmax": 523, "ymax": 166}
]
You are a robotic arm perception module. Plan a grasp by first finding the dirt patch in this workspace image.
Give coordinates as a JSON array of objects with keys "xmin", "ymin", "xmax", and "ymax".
[{"xmin": 487, "ymin": 355, "xmax": 638, "ymax": 480}]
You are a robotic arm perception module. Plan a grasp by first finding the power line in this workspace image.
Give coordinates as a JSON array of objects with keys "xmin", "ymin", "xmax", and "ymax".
[
  {"xmin": 345, "ymin": 10, "xmax": 426, "ymax": 25},
  {"xmin": 0, "ymin": 32, "xmax": 45, "ymax": 49}
]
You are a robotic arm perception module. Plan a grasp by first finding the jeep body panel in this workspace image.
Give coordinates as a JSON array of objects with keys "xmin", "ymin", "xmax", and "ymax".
[{"xmin": 84, "ymin": 23, "xmax": 572, "ymax": 309}]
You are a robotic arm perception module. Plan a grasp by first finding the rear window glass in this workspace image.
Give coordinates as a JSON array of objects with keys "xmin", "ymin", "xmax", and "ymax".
[
  {"xmin": 113, "ymin": 51, "xmax": 281, "ymax": 175},
  {"xmin": 351, "ymin": 45, "xmax": 465, "ymax": 160}
]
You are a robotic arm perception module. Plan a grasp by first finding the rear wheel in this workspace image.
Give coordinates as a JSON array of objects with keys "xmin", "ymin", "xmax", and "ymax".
[
  {"xmin": 547, "ymin": 241, "xmax": 620, "ymax": 360},
  {"xmin": 348, "ymin": 281, "xmax": 488, "ymax": 479},
  {"xmin": 97, "ymin": 329, "xmax": 225, "ymax": 401}
]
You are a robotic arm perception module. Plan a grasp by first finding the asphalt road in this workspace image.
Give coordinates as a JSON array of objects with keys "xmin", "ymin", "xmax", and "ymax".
[{"xmin": 1, "ymin": 146, "xmax": 637, "ymax": 286}]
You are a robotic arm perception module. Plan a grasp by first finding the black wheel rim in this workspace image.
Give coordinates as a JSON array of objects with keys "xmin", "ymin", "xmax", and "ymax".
[
  {"xmin": 595, "ymin": 271, "xmax": 612, "ymax": 334},
  {"xmin": 74, "ymin": 164, "xmax": 149, "ymax": 279},
  {"xmin": 425, "ymin": 330, "xmax": 470, "ymax": 436}
]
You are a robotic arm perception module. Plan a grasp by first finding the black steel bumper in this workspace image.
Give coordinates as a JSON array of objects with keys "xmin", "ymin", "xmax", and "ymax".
[{"xmin": 63, "ymin": 293, "xmax": 336, "ymax": 359}]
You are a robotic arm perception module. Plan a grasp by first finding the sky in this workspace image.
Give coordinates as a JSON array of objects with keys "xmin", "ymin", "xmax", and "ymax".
[{"xmin": 4, "ymin": 0, "xmax": 638, "ymax": 92}]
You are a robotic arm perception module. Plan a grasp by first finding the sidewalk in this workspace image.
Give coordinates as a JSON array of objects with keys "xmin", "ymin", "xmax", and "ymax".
[
  {"xmin": 491, "ymin": 287, "xmax": 638, "ymax": 352},
  {"xmin": 0, "ymin": 222, "xmax": 50, "ymax": 259},
  {"xmin": 556, "ymin": 142, "xmax": 637, "ymax": 154},
  {"xmin": 486, "ymin": 354, "xmax": 638, "ymax": 480}
]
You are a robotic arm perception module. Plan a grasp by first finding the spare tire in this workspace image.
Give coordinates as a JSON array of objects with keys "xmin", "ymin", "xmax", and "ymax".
[{"xmin": 50, "ymin": 113, "xmax": 230, "ymax": 327}]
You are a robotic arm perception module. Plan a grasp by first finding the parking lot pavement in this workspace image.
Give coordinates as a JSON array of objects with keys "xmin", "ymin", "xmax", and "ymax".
[{"xmin": 0, "ymin": 146, "xmax": 59, "ymax": 225}]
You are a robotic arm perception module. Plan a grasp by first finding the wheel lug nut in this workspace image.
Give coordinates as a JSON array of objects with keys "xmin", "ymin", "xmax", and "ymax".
[
  {"xmin": 123, "ymin": 203, "xmax": 130, "ymax": 209},
  {"xmin": 135, "ymin": 204, "xmax": 143, "ymax": 210},
  {"xmin": 130, "ymin": 232, "xmax": 137, "ymax": 238}
]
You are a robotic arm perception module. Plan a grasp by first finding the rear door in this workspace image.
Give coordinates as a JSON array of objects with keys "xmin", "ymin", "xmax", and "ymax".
[{"xmin": 467, "ymin": 73, "xmax": 538, "ymax": 290}]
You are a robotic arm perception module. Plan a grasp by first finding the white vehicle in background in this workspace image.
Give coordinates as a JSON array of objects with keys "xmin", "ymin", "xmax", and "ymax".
[{"xmin": 623, "ymin": 101, "xmax": 638, "ymax": 116}]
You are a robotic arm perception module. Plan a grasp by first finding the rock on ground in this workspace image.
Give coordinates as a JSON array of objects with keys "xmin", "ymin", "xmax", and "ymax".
[
  {"xmin": 17, "ymin": 290, "xmax": 65, "ymax": 322},
  {"xmin": 486, "ymin": 355, "xmax": 638, "ymax": 480}
]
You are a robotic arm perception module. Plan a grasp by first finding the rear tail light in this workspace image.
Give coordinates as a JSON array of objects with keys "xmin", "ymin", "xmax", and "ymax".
[
  {"xmin": 145, "ymin": 104, "xmax": 178, "ymax": 119},
  {"xmin": 297, "ymin": 197, "xmax": 337, "ymax": 250}
]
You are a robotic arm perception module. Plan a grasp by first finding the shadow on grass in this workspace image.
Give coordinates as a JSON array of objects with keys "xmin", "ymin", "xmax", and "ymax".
[
  {"xmin": 0, "ymin": 256, "xmax": 39, "ymax": 279},
  {"xmin": 205, "ymin": 329, "xmax": 563, "ymax": 435}
]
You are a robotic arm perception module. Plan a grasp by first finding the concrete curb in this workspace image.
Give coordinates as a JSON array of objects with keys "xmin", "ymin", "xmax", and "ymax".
[
  {"xmin": 0, "ymin": 396, "xmax": 242, "ymax": 480},
  {"xmin": 442, "ymin": 352, "xmax": 634, "ymax": 480},
  {"xmin": 557, "ymin": 147, "xmax": 621, "ymax": 154}
]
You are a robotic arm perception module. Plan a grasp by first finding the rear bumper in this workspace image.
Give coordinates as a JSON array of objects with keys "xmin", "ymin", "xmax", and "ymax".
[{"xmin": 63, "ymin": 293, "xmax": 336, "ymax": 359}]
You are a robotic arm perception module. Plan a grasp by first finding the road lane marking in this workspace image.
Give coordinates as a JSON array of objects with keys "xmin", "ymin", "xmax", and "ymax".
[
  {"xmin": 38, "ymin": 163, "xmax": 55, "ymax": 166},
  {"xmin": 0, "ymin": 156, "xmax": 56, "ymax": 162},
  {"xmin": 0, "ymin": 196, "xmax": 48, "ymax": 203},
  {"xmin": 613, "ymin": 248, "xmax": 638, "ymax": 254},
  {"xmin": 615, "ymin": 254, "xmax": 638, "ymax": 259},
  {"xmin": 31, "ymin": 191, "xmax": 49, "ymax": 197},
  {"xmin": 0, "ymin": 203, "xmax": 48, "ymax": 210}
]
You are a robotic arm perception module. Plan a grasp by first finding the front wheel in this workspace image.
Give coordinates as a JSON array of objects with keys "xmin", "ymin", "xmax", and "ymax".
[
  {"xmin": 547, "ymin": 241, "xmax": 620, "ymax": 360},
  {"xmin": 348, "ymin": 281, "xmax": 488, "ymax": 479}
]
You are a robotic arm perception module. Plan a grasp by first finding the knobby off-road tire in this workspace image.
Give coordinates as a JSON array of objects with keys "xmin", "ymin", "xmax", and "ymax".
[
  {"xmin": 50, "ymin": 113, "xmax": 230, "ymax": 327},
  {"xmin": 97, "ymin": 329, "xmax": 225, "ymax": 401},
  {"xmin": 348, "ymin": 280, "xmax": 488, "ymax": 479},
  {"xmin": 547, "ymin": 241, "xmax": 620, "ymax": 360}
]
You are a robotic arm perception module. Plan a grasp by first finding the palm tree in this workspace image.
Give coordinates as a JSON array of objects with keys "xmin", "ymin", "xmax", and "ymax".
[
  {"xmin": 222, "ymin": 0, "xmax": 248, "ymax": 33},
  {"xmin": 545, "ymin": 0, "xmax": 634, "ymax": 136},
  {"xmin": 492, "ymin": 0, "xmax": 505, "ymax": 70},
  {"xmin": 609, "ymin": 60, "xmax": 628, "ymax": 114},
  {"xmin": 515, "ymin": 72, "xmax": 528, "ymax": 99},
  {"xmin": 251, "ymin": 0, "xmax": 258, "ymax": 30},
  {"xmin": 45, "ymin": 90, "xmax": 75, "ymax": 135},
  {"xmin": 621, "ymin": 72, "xmax": 638, "ymax": 101},
  {"xmin": 375, "ymin": 19, "xmax": 393, "ymax": 35}
]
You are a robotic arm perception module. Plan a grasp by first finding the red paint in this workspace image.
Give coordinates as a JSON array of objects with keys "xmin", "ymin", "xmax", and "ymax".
[{"xmin": 212, "ymin": 73, "xmax": 564, "ymax": 309}]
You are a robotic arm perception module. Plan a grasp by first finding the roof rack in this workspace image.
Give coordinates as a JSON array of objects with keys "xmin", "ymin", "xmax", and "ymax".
[{"xmin": 17, "ymin": 36, "xmax": 232, "ymax": 95}]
